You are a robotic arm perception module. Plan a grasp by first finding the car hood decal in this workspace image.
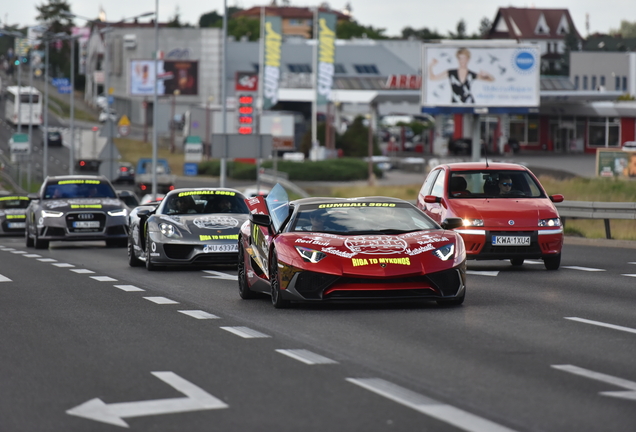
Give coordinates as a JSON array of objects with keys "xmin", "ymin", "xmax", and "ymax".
[{"xmin": 156, "ymin": 213, "xmax": 249, "ymax": 235}]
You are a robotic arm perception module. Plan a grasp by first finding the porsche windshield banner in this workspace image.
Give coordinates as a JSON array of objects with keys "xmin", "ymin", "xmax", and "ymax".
[
  {"xmin": 262, "ymin": 15, "xmax": 282, "ymax": 110},
  {"xmin": 316, "ymin": 12, "xmax": 336, "ymax": 106},
  {"xmin": 421, "ymin": 45, "xmax": 540, "ymax": 109}
]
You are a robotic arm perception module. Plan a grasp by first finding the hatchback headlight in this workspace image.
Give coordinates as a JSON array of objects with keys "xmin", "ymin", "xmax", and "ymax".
[
  {"xmin": 41, "ymin": 210, "xmax": 63, "ymax": 218},
  {"xmin": 433, "ymin": 244, "xmax": 455, "ymax": 261},
  {"xmin": 463, "ymin": 218, "xmax": 484, "ymax": 227},
  {"xmin": 159, "ymin": 222, "xmax": 180, "ymax": 238},
  {"xmin": 108, "ymin": 208, "xmax": 128, "ymax": 217},
  {"xmin": 538, "ymin": 218, "xmax": 561, "ymax": 227},
  {"xmin": 295, "ymin": 246, "xmax": 327, "ymax": 263}
]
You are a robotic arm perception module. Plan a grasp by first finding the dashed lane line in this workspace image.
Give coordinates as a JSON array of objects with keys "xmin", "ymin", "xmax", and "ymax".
[
  {"xmin": 52, "ymin": 263, "xmax": 74, "ymax": 268},
  {"xmin": 347, "ymin": 378, "xmax": 517, "ymax": 432},
  {"xmin": 178, "ymin": 310, "xmax": 220, "ymax": 319},
  {"xmin": 0, "ymin": 275, "xmax": 12, "ymax": 282},
  {"xmin": 37, "ymin": 258, "xmax": 57, "ymax": 262},
  {"xmin": 23, "ymin": 254, "xmax": 42, "ymax": 258},
  {"xmin": 90, "ymin": 276, "xmax": 118, "ymax": 282},
  {"xmin": 221, "ymin": 327, "xmax": 270, "ymax": 338},
  {"xmin": 10, "ymin": 250, "xmax": 27, "ymax": 254},
  {"xmin": 144, "ymin": 296, "xmax": 179, "ymax": 305},
  {"xmin": 113, "ymin": 285, "xmax": 145, "ymax": 292},
  {"xmin": 561, "ymin": 266, "xmax": 605, "ymax": 272},
  {"xmin": 70, "ymin": 269, "xmax": 95, "ymax": 274},
  {"xmin": 466, "ymin": 270, "xmax": 499, "ymax": 277},
  {"xmin": 275, "ymin": 349, "xmax": 337, "ymax": 365},
  {"xmin": 622, "ymin": 274, "xmax": 636, "ymax": 278},
  {"xmin": 565, "ymin": 317, "xmax": 636, "ymax": 335}
]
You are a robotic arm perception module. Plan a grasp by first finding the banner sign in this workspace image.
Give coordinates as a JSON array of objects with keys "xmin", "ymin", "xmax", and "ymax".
[
  {"xmin": 236, "ymin": 71, "xmax": 258, "ymax": 92},
  {"xmin": 316, "ymin": 12, "xmax": 337, "ymax": 105},
  {"xmin": 130, "ymin": 60, "xmax": 198, "ymax": 96},
  {"xmin": 262, "ymin": 15, "xmax": 282, "ymax": 110},
  {"xmin": 422, "ymin": 45, "xmax": 540, "ymax": 109}
]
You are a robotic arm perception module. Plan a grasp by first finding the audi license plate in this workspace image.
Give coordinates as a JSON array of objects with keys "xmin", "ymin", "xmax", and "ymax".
[
  {"xmin": 8, "ymin": 222, "xmax": 26, "ymax": 229},
  {"xmin": 492, "ymin": 236, "xmax": 531, "ymax": 246},
  {"xmin": 73, "ymin": 221, "xmax": 100, "ymax": 228},
  {"xmin": 203, "ymin": 244, "xmax": 238, "ymax": 253}
]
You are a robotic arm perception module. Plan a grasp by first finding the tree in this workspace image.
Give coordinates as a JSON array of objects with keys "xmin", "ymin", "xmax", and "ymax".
[
  {"xmin": 479, "ymin": 17, "xmax": 492, "ymax": 37},
  {"xmin": 36, "ymin": 0, "xmax": 74, "ymax": 78},
  {"xmin": 610, "ymin": 20, "xmax": 636, "ymax": 38},
  {"xmin": 562, "ymin": 29, "xmax": 580, "ymax": 76},
  {"xmin": 167, "ymin": 6, "xmax": 188, "ymax": 28},
  {"xmin": 401, "ymin": 26, "xmax": 444, "ymax": 40},
  {"xmin": 199, "ymin": 11, "xmax": 222, "ymax": 28},
  {"xmin": 338, "ymin": 116, "xmax": 380, "ymax": 157},
  {"xmin": 336, "ymin": 20, "xmax": 387, "ymax": 40},
  {"xmin": 228, "ymin": 17, "xmax": 260, "ymax": 41},
  {"xmin": 448, "ymin": 19, "xmax": 467, "ymax": 39}
]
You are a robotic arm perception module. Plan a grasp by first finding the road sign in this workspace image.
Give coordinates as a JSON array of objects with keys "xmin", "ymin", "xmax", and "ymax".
[
  {"xmin": 66, "ymin": 371, "xmax": 228, "ymax": 427},
  {"xmin": 57, "ymin": 85, "xmax": 71, "ymax": 94},
  {"xmin": 184, "ymin": 162, "xmax": 198, "ymax": 176},
  {"xmin": 118, "ymin": 125, "xmax": 130, "ymax": 136},
  {"xmin": 51, "ymin": 78, "xmax": 70, "ymax": 87},
  {"xmin": 211, "ymin": 134, "xmax": 273, "ymax": 158},
  {"xmin": 118, "ymin": 115, "xmax": 131, "ymax": 127},
  {"xmin": 9, "ymin": 133, "xmax": 30, "ymax": 155},
  {"xmin": 184, "ymin": 136, "xmax": 203, "ymax": 163}
]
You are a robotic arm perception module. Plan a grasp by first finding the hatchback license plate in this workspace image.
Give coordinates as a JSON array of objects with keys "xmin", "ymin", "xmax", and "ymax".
[
  {"xmin": 8, "ymin": 222, "xmax": 26, "ymax": 229},
  {"xmin": 492, "ymin": 236, "xmax": 530, "ymax": 246},
  {"xmin": 73, "ymin": 221, "xmax": 100, "ymax": 228},
  {"xmin": 203, "ymin": 244, "xmax": 238, "ymax": 253}
]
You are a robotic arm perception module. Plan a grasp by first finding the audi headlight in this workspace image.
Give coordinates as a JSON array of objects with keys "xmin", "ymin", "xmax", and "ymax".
[
  {"xmin": 538, "ymin": 218, "xmax": 561, "ymax": 227},
  {"xmin": 159, "ymin": 222, "xmax": 180, "ymax": 238},
  {"xmin": 108, "ymin": 208, "xmax": 128, "ymax": 217},
  {"xmin": 295, "ymin": 246, "xmax": 327, "ymax": 263},
  {"xmin": 463, "ymin": 218, "xmax": 484, "ymax": 227},
  {"xmin": 41, "ymin": 210, "xmax": 63, "ymax": 218},
  {"xmin": 433, "ymin": 244, "xmax": 455, "ymax": 261}
]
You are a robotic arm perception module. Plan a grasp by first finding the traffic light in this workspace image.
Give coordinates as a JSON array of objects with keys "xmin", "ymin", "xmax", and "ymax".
[
  {"xmin": 237, "ymin": 94, "xmax": 254, "ymax": 135},
  {"xmin": 14, "ymin": 59, "xmax": 20, "ymax": 66}
]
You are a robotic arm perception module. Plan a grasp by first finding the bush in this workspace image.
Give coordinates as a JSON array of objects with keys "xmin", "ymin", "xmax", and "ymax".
[{"xmin": 262, "ymin": 158, "xmax": 383, "ymax": 181}]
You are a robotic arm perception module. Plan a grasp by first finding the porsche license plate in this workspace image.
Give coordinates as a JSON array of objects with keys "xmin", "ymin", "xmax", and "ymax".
[
  {"xmin": 203, "ymin": 244, "xmax": 238, "ymax": 253},
  {"xmin": 8, "ymin": 222, "xmax": 26, "ymax": 229},
  {"xmin": 492, "ymin": 236, "xmax": 530, "ymax": 246},
  {"xmin": 73, "ymin": 221, "xmax": 100, "ymax": 228}
]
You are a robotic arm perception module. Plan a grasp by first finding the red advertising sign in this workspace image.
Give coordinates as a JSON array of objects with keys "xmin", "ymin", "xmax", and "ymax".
[
  {"xmin": 385, "ymin": 75, "xmax": 422, "ymax": 90},
  {"xmin": 235, "ymin": 72, "xmax": 258, "ymax": 92}
]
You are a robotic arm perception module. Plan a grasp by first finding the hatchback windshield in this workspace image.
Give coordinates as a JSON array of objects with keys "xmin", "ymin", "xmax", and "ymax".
[
  {"xmin": 291, "ymin": 203, "xmax": 438, "ymax": 234},
  {"xmin": 0, "ymin": 196, "xmax": 30, "ymax": 209},
  {"xmin": 449, "ymin": 170, "xmax": 545, "ymax": 198}
]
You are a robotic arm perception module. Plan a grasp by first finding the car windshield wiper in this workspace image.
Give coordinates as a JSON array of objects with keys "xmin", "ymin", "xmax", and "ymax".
[{"xmin": 374, "ymin": 228, "xmax": 420, "ymax": 234}]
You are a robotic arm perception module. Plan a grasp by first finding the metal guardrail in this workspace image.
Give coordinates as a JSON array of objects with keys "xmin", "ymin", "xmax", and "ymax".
[{"xmin": 555, "ymin": 200, "xmax": 636, "ymax": 239}]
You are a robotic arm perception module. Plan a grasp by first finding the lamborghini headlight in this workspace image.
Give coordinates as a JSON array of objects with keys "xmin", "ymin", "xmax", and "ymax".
[
  {"xmin": 108, "ymin": 208, "xmax": 128, "ymax": 217},
  {"xmin": 463, "ymin": 218, "xmax": 484, "ymax": 227},
  {"xmin": 295, "ymin": 246, "xmax": 327, "ymax": 263},
  {"xmin": 433, "ymin": 244, "xmax": 455, "ymax": 261},
  {"xmin": 538, "ymin": 218, "xmax": 561, "ymax": 227},
  {"xmin": 159, "ymin": 222, "xmax": 180, "ymax": 238},
  {"xmin": 41, "ymin": 210, "xmax": 64, "ymax": 218}
]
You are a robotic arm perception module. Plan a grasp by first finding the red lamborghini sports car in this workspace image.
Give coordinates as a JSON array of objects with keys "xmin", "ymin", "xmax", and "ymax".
[{"xmin": 238, "ymin": 184, "xmax": 467, "ymax": 308}]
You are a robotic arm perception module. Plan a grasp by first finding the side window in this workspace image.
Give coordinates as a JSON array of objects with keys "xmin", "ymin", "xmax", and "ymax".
[
  {"xmin": 420, "ymin": 170, "xmax": 440, "ymax": 197},
  {"xmin": 430, "ymin": 170, "xmax": 447, "ymax": 197}
]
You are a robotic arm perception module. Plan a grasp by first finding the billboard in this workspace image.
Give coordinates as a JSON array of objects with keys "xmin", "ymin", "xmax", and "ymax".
[
  {"xmin": 262, "ymin": 15, "xmax": 282, "ymax": 110},
  {"xmin": 422, "ymin": 45, "xmax": 540, "ymax": 109},
  {"xmin": 130, "ymin": 60, "xmax": 198, "ymax": 96}
]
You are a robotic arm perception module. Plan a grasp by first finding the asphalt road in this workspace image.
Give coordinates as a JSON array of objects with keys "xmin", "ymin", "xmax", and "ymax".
[{"xmin": 0, "ymin": 236, "xmax": 635, "ymax": 431}]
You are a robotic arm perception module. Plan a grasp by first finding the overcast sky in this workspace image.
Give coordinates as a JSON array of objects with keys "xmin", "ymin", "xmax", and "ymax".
[{"xmin": 2, "ymin": 0, "xmax": 631, "ymax": 37}]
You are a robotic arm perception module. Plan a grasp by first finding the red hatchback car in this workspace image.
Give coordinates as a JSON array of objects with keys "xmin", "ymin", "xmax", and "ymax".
[{"xmin": 417, "ymin": 162, "xmax": 564, "ymax": 270}]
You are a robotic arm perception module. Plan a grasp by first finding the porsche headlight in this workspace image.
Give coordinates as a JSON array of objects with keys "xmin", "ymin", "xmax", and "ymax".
[
  {"xmin": 538, "ymin": 218, "xmax": 561, "ymax": 227},
  {"xmin": 295, "ymin": 246, "xmax": 327, "ymax": 263},
  {"xmin": 108, "ymin": 208, "xmax": 128, "ymax": 217},
  {"xmin": 433, "ymin": 244, "xmax": 455, "ymax": 261},
  {"xmin": 159, "ymin": 222, "xmax": 180, "ymax": 238},
  {"xmin": 41, "ymin": 210, "xmax": 64, "ymax": 218},
  {"xmin": 463, "ymin": 218, "xmax": 484, "ymax": 227}
]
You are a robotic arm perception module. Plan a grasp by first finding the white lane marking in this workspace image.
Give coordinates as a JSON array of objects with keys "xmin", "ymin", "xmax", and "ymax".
[
  {"xmin": 71, "ymin": 269, "xmax": 95, "ymax": 274},
  {"xmin": 276, "ymin": 349, "xmax": 337, "ymax": 365},
  {"xmin": 201, "ymin": 270, "xmax": 238, "ymax": 280},
  {"xmin": 10, "ymin": 250, "xmax": 27, "ymax": 254},
  {"xmin": 144, "ymin": 297, "xmax": 179, "ymax": 304},
  {"xmin": 629, "ymin": 262, "xmax": 636, "ymax": 265},
  {"xmin": 565, "ymin": 317, "xmax": 636, "ymax": 335},
  {"xmin": 23, "ymin": 254, "xmax": 42, "ymax": 258},
  {"xmin": 562, "ymin": 266, "xmax": 605, "ymax": 272},
  {"xmin": 347, "ymin": 378, "xmax": 516, "ymax": 432},
  {"xmin": 114, "ymin": 285, "xmax": 145, "ymax": 292},
  {"xmin": 179, "ymin": 310, "xmax": 219, "ymax": 319},
  {"xmin": 221, "ymin": 326, "xmax": 270, "ymax": 338},
  {"xmin": 90, "ymin": 276, "xmax": 118, "ymax": 282},
  {"xmin": 552, "ymin": 364, "xmax": 636, "ymax": 401},
  {"xmin": 0, "ymin": 275, "xmax": 12, "ymax": 282},
  {"xmin": 466, "ymin": 270, "xmax": 499, "ymax": 277},
  {"xmin": 38, "ymin": 258, "xmax": 57, "ymax": 262},
  {"xmin": 622, "ymin": 274, "xmax": 636, "ymax": 278},
  {"xmin": 52, "ymin": 263, "xmax": 75, "ymax": 267},
  {"xmin": 66, "ymin": 371, "xmax": 228, "ymax": 427},
  {"xmin": 2, "ymin": 248, "xmax": 15, "ymax": 251}
]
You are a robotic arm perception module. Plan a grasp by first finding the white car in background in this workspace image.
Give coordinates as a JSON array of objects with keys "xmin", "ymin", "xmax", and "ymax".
[
  {"xmin": 95, "ymin": 94, "xmax": 107, "ymax": 109},
  {"xmin": 99, "ymin": 108, "xmax": 117, "ymax": 123}
]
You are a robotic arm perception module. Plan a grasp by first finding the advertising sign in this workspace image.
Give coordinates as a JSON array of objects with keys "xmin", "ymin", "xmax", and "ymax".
[
  {"xmin": 262, "ymin": 15, "xmax": 282, "ymax": 110},
  {"xmin": 236, "ymin": 71, "xmax": 258, "ymax": 92},
  {"xmin": 316, "ymin": 12, "xmax": 337, "ymax": 105},
  {"xmin": 596, "ymin": 149, "xmax": 636, "ymax": 178},
  {"xmin": 130, "ymin": 60, "xmax": 198, "ymax": 96},
  {"xmin": 422, "ymin": 45, "xmax": 540, "ymax": 109}
]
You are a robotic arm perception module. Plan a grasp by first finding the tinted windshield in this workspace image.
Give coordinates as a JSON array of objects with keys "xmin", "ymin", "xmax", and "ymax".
[
  {"xmin": 449, "ymin": 170, "xmax": 545, "ymax": 198},
  {"xmin": 291, "ymin": 202, "xmax": 438, "ymax": 234},
  {"xmin": 161, "ymin": 190, "xmax": 248, "ymax": 215},
  {"xmin": 0, "ymin": 196, "xmax": 30, "ymax": 209},
  {"xmin": 44, "ymin": 180, "xmax": 117, "ymax": 199}
]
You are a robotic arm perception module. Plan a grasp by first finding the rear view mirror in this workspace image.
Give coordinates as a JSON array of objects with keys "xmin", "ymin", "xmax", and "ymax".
[
  {"xmin": 550, "ymin": 194, "xmax": 564, "ymax": 203},
  {"xmin": 441, "ymin": 217, "xmax": 463, "ymax": 230},
  {"xmin": 250, "ymin": 213, "xmax": 271, "ymax": 227},
  {"xmin": 424, "ymin": 195, "xmax": 442, "ymax": 204}
]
